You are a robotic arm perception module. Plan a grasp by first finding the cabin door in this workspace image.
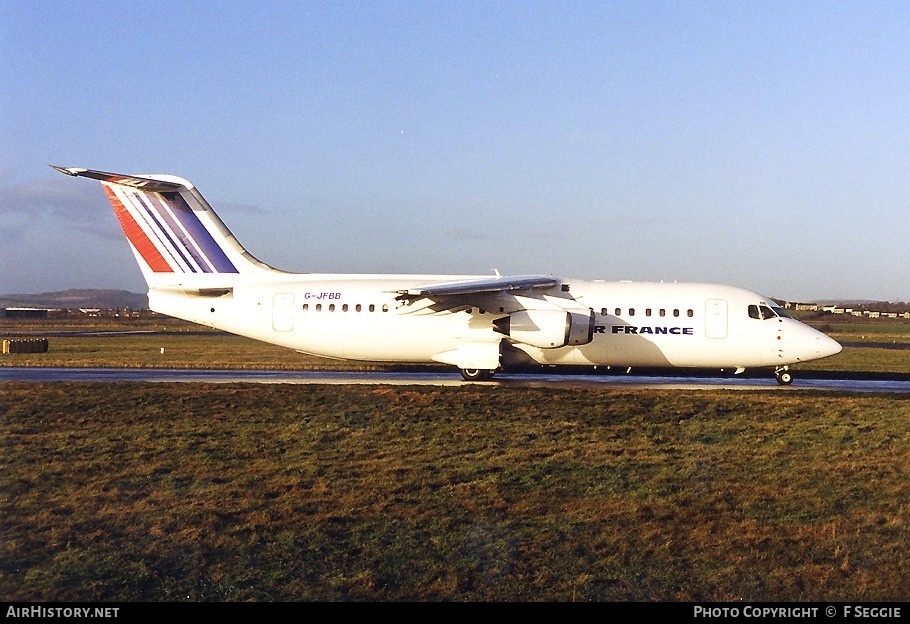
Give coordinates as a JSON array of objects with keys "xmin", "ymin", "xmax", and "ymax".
[
  {"xmin": 272, "ymin": 293, "xmax": 295, "ymax": 332},
  {"xmin": 705, "ymin": 299, "xmax": 728, "ymax": 339}
]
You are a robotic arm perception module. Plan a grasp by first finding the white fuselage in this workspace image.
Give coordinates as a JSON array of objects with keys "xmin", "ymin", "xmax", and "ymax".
[{"xmin": 148, "ymin": 275, "xmax": 841, "ymax": 372}]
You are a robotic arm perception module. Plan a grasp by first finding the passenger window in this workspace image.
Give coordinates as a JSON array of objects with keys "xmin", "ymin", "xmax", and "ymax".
[
  {"xmin": 629, "ymin": 308, "xmax": 635, "ymax": 316},
  {"xmin": 329, "ymin": 304, "xmax": 335, "ymax": 312},
  {"xmin": 673, "ymin": 309, "xmax": 680, "ymax": 317},
  {"xmin": 645, "ymin": 308, "xmax": 652, "ymax": 317},
  {"xmin": 369, "ymin": 304, "xmax": 375, "ymax": 312},
  {"xmin": 302, "ymin": 304, "xmax": 309, "ymax": 311},
  {"xmin": 356, "ymin": 304, "xmax": 362, "ymax": 312},
  {"xmin": 687, "ymin": 309, "xmax": 694, "ymax": 317},
  {"xmin": 382, "ymin": 304, "xmax": 389, "ymax": 312},
  {"xmin": 614, "ymin": 307, "xmax": 622, "ymax": 316},
  {"xmin": 601, "ymin": 308, "xmax": 608, "ymax": 316},
  {"xmin": 315, "ymin": 304, "xmax": 322, "ymax": 312},
  {"xmin": 659, "ymin": 309, "xmax": 666, "ymax": 317}
]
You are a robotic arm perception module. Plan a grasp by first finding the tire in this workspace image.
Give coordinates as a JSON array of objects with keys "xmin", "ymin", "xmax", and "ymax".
[
  {"xmin": 776, "ymin": 371, "xmax": 793, "ymax": 385},
  {"xmin": 460, "ymin": 368, "xmax": 493, "ymax": 381}
]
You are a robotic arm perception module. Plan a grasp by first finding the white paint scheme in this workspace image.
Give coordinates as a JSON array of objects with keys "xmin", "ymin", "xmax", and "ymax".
[{"xmin": 54, "ymin": 166, "xmax": 842, "ymax": 384}]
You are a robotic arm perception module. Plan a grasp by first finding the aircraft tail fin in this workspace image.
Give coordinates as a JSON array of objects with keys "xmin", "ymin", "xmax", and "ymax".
[{"xmin": 52, "ymin": 166, "xmax": 281, "ymax": 289}]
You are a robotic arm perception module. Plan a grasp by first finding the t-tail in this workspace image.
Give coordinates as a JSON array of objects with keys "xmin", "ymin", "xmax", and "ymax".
[
  {"xmin": 51, "ymin": 166, "xmax": 284, "ymax": 286},
  {"xmin": 52, "ymin": 166, "xmax": 287, "ymax": 327}
]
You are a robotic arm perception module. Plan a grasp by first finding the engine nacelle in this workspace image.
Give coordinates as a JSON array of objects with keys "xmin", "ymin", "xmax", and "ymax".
[{"xmin": 493, "ymin": 308, "xmax": 595, "ymax": 349}]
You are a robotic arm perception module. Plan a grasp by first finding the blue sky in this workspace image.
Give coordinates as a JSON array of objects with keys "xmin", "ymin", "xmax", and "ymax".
[{"xmin": 2, "ymin": 1, "xmax": 908, "ymax": 302}]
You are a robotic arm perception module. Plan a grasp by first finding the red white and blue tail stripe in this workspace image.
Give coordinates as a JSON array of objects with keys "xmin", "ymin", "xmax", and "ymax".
[
  {"xmin": 52, "ymin": 166, "xmax": 276, "ymax": 287},
  {"xmin": 101, "ymin": 182, "xmax": 238, "ymax": 275}
]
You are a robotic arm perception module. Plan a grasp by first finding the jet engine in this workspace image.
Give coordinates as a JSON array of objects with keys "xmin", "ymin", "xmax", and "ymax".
[{"xmin": 492, "ymin": 308, "xmax": 595, "ymax": 349}]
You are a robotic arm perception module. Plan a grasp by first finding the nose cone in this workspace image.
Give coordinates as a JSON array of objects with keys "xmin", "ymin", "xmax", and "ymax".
[
  {"xmin": 793, "ymin": 324, "xmax": 842, "ymax": 362},
  {"xmin": 814, "ymin": 332, "xmax": 843, "ymax": 359}
]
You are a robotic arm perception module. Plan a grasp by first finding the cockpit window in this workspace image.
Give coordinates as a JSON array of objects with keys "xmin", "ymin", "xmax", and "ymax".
[
  {"xmin": 748, "ymin": 304, "xmax": 781, "ymax": 320},
  {"xmin": 771, "ymin": 305, "xmax": 789, "ymax": 318}
]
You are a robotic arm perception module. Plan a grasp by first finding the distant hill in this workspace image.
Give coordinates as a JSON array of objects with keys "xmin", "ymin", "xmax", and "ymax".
[{"xmin": 0, "ymin": 289, "xmax": 147, "ymax": 310}]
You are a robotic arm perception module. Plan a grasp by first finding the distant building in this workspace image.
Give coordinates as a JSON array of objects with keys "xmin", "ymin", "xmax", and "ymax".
[
  {"xmin": 1, "ymin": 307, "xmax": 49, "ymax": 319},
  {"xmin": 784, "ymin": 302, "xmax": 819, "ymax": 311}
]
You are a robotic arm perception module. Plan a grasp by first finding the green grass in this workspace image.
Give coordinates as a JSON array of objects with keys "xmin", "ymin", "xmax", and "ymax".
[
  {"xmin": 0, "ymin": 319, "xmax": 402, "ymax": 371},
  {"xmin": 0, "ymin": 333, "xmax": 348, "ymax": 370},
  {"xmin": 796, "ymin": 346, "xmax": 910, "ymax": 374},
  {"xmin": 800, "ymin": 317, "xmax": 910, "ymax": 344},
  {"xmin": 2, "ymin": 383, "xmax": 909, "ymax": 601}
]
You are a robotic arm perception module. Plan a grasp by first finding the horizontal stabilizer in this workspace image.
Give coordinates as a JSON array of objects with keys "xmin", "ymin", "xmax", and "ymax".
[{"xmin": 50, "ymin": 166, "xmax": 187, "ymax": 193}]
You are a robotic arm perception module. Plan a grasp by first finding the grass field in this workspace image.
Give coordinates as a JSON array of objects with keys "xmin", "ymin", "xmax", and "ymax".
[
  {"xmin": 2, "ymin": 383, "xmax": 909, "ymax": 601},
  {"xmin": 0, "ymin": 317, "xmax": 416, "ymax": 371}
]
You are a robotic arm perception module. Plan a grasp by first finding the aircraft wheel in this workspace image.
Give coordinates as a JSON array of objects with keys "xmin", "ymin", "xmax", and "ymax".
[
  {"xmin": 460, "ymin": 368, "xmax": 494, "ymax": 381},
  {"xmin": 776, "ymin": 370, "xmax": 793, "ymax": 385}
]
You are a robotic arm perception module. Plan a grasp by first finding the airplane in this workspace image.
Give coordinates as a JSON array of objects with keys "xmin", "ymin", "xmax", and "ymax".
[{"xmin": 52, "ymin": 165, "xmax": 842, "ymax": 385}]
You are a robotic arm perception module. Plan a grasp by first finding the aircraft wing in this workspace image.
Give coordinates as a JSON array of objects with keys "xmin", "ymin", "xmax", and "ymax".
[
  {"xmin": 394, "ymin": 275, "xmax": 559, "ymax": 300},
  {"xmin": 393, "ymin": 275, "xmax": 563, "ymax": 315}
]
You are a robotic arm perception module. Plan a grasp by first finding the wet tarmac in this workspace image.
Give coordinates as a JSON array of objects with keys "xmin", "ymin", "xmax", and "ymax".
[{"xmin": 3, "ymin": 367, "xmax": 910, "ymax": 393}]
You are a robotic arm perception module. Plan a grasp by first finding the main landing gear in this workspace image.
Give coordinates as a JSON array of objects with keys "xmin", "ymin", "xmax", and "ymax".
[
  {"xmin": 775, "ymin": 366, "xmax": 793, "ymax": 385},
  {"xmin": 460, "ymin": 368, "xmax": 496, "ymax": 381}
]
